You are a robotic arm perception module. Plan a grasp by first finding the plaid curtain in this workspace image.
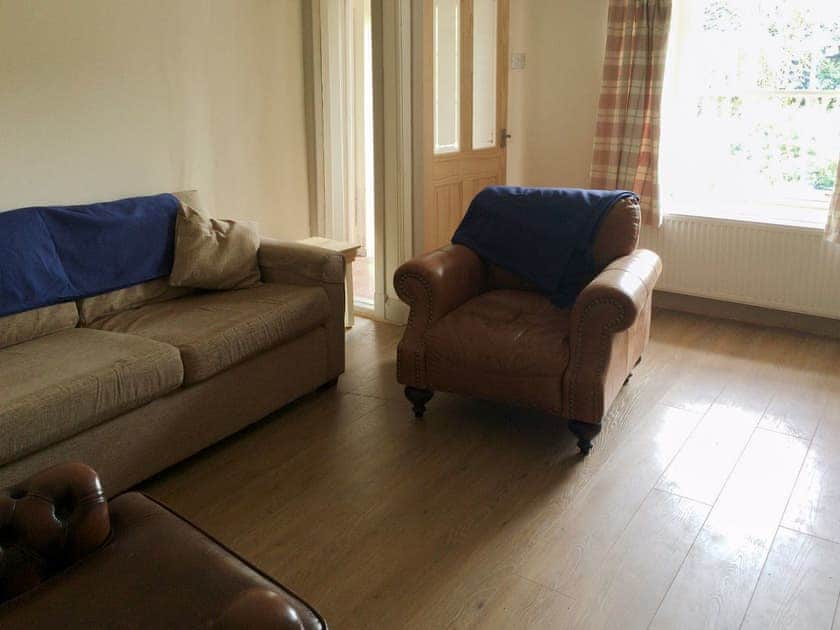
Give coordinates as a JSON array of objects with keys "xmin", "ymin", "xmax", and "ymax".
[
  {"xmin": 590, "ymin": 0, "xmax": 672, "ymax": 227},
  {"xmin": 826, "ymin": 158, "xmax": 840, "ymax": 244}
]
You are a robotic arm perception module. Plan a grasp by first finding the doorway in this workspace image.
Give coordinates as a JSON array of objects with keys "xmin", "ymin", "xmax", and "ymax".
[{"xmin": 307, "ymin": 0, "xmax": 377, "ymax": 315}]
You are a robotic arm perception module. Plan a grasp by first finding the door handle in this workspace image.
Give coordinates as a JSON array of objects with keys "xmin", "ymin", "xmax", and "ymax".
[{"xmin": 500, "ymin": 128, "xmax": 512, "ymax": 148}]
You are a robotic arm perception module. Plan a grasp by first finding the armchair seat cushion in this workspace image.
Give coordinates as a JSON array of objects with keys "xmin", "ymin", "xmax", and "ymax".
[
  {"xmin": 89, "ymin": 283, "xmax": 331, "ymax": 384},
  {"xmin": 424, "ymin": 290, "xmax": 571, "ymax": 410}
]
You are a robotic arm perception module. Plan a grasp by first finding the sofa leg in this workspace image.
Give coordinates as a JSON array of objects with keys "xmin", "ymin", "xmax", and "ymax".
[
  {"xmin": 568, "ymin": 421, "xmax": 601, "ymax": 456},
  {"xmin": 318, "ymin": 378, "xmax": 339, "ymax": 391},
  {"xmin": 404, "ymin": 387, "xmax": 434, "ymax": 419}
]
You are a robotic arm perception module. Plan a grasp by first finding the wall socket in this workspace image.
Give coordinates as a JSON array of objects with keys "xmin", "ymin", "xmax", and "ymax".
[{"xmin": 510, "ymin": 53, "xmax": 526, "ymax": 70}]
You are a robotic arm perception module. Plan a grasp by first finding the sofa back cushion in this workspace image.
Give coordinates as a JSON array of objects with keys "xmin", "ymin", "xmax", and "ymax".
[
  {"xmin": 76, "ymin": 191, "xmax": 206, "ymax": 325},
  {"xmin": 0, "ymin": 302, "xmax": 79, "ymax": 349},
  {"xmin": 77, "ymin": 278, "xmax": 195, "ymax": 326},
  {"xmin": 0, "ymin": 208, "xmax": 75, "ymax": 317},
  {"xmin": 0, "ymin": 194, "xmax": 181, "ymax": 317}
]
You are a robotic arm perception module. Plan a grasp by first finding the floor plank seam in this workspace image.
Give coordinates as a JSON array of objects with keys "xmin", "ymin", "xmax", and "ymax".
[
  {"xmin": 778, "ymin": 525, "xmax": 840, "ymax": 547},
  {"xmin": 652, "ymin": 488, "xmax": 713, "ymax": 508},
  {"xmin": 647, "ymin": 420, "xmax": 763, "ymax": 629},
  {"xmin": 736, "ymin": 419, "xmax": 817, "ymax": 630}
]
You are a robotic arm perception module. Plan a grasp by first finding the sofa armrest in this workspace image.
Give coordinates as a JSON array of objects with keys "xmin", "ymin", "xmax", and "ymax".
[
  {"xmin": 563, "ymin": 249, "xmax": 662, "ymax": 423},
  {"xmin": 258, "ymin": 239, "xmax": 345, "ymax": 286},
  {"xmin": 0, "ymin": 463, "xmax": 110, "ymax": 603},
  {"xmin": 258, "ymin": 239, "xmax": 346, "ymax": 378}
]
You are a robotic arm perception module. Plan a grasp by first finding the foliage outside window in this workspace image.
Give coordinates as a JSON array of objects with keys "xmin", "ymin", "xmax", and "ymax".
[{"xmin": 660, "ymin": 0, "xmax": 840, "ymax": 227}]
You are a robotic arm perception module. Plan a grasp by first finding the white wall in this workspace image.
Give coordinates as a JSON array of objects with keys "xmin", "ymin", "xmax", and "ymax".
[
  {"xmin": 0, "ymin": 0, "xmax": 311, "ymax": 239},
  {"xmin": 506, "ymin": 0, "xmax": 609, "ymax": 188}
]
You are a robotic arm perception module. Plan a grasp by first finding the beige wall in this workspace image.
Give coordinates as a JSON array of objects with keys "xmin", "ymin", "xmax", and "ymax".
[
  {"xmin": 507, "ymin": 0, "xmax": 609, "ymax": 188},
  {"xmin": 0, "ymin": 0, "xmax": 310, "ymax": 239}
]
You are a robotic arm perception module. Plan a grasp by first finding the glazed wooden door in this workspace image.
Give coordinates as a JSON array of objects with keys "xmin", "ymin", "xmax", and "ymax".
[{"xmin": 422, "ymin": 0, "xmax": 509, "ymax": 251}]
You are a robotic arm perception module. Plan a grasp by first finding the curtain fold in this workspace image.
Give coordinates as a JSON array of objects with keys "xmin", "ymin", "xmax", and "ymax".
[
  {"xmin": 826, "ymin": 158, "xmax": 840, "ymax": 244},
  {"xmin": 590, "ymin": 0, "xmax": 672, "ymax": 227}
]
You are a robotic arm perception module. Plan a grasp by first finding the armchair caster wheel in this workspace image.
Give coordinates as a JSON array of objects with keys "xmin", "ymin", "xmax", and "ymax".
[
  {"xmin": 404, "ymin": 387, "xmax": 434, "ymax": 419},
  {"xmin": 568, "ymin": 420, "xmax": 601, "ymax": 456}
]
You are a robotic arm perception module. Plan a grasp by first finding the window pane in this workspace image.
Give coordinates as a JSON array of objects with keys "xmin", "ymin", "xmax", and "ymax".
[
  {"xmin": 472, "ymin": 0, "xmax": 497, "ymax": 150},
  {"xmin": 434, "ymin": 0, "xmax": 460, "ymax": 154},
  {"xmin": 661, "ymin": 0, "xmax": 840, "ymax": 224}
]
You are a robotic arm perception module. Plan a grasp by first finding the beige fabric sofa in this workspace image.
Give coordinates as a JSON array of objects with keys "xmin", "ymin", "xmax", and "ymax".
[{"xmin": 0, "ymin": 234, "xmax": 345, "ymax": 497}]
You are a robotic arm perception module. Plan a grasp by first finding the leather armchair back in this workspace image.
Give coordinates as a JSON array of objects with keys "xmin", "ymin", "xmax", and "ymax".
[
  {"xmin": 0, "ymin": 463, "xmax": 110, "ymax": 603},
  {"xmin": 484, "ymin": 196, "xmax": 642, "ymax": 291}
]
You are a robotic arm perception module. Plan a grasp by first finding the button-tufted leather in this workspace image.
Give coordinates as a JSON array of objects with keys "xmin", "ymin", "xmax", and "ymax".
[
  {"xmin": 0, "ymin": 464, "xmax": 325, "ymax": 629},
  {"xmin": 394, "ymin": 196, "xmax": 661, "ymax": 435},
  {"xmin": 425, "ymin": 290, "xmax": 571, "ymax": 411},
  {"xmin": 0, "ymin": 462, "xmax": 109, "ymax": 604}
]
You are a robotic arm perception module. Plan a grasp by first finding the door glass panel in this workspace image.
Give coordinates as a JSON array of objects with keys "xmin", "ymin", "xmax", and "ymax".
[
  {"xmin": 434, "ymin": 0, "xmax": 460, "ymax": 154},
  {"xmin": 472, "ymin": 0, "xmax": 497, "ymax": 150}
]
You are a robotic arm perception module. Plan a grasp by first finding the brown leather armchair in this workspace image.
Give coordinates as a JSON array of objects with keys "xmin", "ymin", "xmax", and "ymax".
[
  {"xmin": 394, "ymin": 197, "xmax": 662, "ymax": 454},
  {"xmin": 0, "ymin": 463, "xmax": 325, "ymax": 629}
]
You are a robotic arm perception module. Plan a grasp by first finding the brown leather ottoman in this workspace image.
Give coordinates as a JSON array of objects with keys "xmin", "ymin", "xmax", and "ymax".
[{"xmin": 0, "ymin": 463, "xmax": 324, "ymax": 629}]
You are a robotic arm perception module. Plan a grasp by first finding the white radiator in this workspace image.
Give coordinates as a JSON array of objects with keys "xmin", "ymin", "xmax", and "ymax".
[{"xmin": 639, "ymin": 215, "xmax": 840, "ymax": 320}]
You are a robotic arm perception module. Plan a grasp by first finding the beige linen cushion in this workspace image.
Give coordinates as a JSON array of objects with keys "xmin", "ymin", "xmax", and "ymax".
[
  {"xmin": 0, "ymin": 302, "xmax": 79, "ymax": 349},
  {"xmin": 78, "ymin": 278, "xmax": 195, "ymax": 326},
  {"xmin": 169, "ymin": 205, "xmax": 260, "ymax": 290},
  {"xmin": 89, "ymin": 283, "xmax": 330, "ymax": 384},
  {"xmin": 0, "ymin": 328, "xmax": 183, "ymax": 466}
]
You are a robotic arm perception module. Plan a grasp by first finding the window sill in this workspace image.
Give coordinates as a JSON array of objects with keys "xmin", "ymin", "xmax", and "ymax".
[{"xmin": 663, "ymin": 205, "xmax": 828, "ymax": 234}]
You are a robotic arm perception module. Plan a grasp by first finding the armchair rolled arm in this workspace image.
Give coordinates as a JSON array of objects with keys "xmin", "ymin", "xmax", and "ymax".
[
  {"xmin": 564, "ymin": 249, "xmax": 662, "ymax": 423},
  {"xmin": 571, "ymin": 249, "xmax": 662, "ymax": 334},
  {"xmin": 258, "ymin": 239, "xmax": 345, "ymax": 286},
  {"xmin": 394, "ymin": 244, "xmax": 486, "ymax": 331},
  {"xmin": 0, "ymin": 463, "xmax": 110, "ymax": 603},
  {"xmin": 394, "ymin": 245, "xmax": 485, "ymax": 388}
]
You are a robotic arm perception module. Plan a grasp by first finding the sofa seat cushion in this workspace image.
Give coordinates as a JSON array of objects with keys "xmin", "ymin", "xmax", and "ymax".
[
  {"xmin": 89, "ymin": 283, "xmax": 331, "ymax": 384},
  {"xmin": 424, "ymin": 290, "xmax": 571, "ymax": 410},
  {"xmin": 0, "ymin": 329, "xmax": 183, "ymax": 466}
]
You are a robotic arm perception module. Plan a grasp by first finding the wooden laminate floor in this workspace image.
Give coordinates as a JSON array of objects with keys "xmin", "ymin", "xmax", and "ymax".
[{"xmin": 144, "ymin": 309, "xmax": 840, "ymax": 630}]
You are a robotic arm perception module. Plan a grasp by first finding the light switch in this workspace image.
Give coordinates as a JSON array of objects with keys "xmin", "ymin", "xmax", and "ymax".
[{"xmin": 511, "ymin": 53, "xmax": 526, "ymax": 70}]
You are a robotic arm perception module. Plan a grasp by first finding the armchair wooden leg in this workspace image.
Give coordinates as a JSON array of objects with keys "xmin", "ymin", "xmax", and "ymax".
[
  {"xmin": 569, "ymin": 420, "xmax": 601, "ymax": 456},
  {"xmin": 404, "ymin": 387, "xmax": 434, "ymax": 419}
]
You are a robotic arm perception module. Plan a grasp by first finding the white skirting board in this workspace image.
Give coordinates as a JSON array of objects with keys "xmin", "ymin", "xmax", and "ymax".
[{"xmin": 639, "ymin": 215, "xmax": 840, "ymax": 320}]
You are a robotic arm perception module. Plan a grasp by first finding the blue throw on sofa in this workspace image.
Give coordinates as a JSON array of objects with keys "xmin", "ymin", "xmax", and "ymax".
[
  {"xmin": 452, "ymin": 186, "xmax": 637, "ymax": 307},
  {"xmin": 0, "ymin": 193, "xmax": 181, "ymax": 317}
]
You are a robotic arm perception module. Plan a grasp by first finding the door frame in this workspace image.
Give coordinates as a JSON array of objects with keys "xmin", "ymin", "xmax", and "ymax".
[
  {"xmin": 372, "ymin": 0, "xmax": 414, "ymax": 323},
  {"xmin": 306, "ymin": 0, "xmax": 414, "ymax": 324}
]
